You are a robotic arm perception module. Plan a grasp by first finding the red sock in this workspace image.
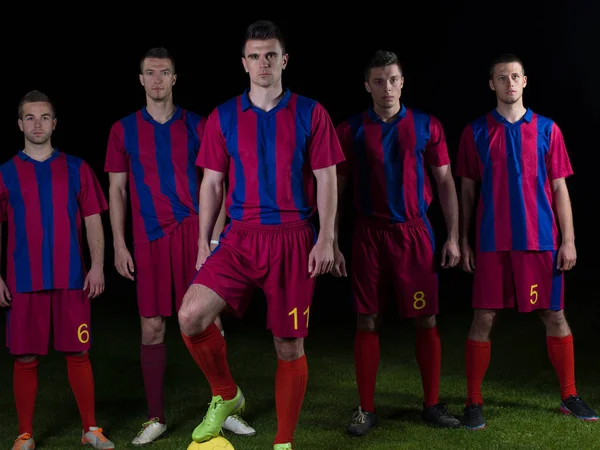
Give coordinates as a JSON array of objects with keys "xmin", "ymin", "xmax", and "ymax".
[
  {"xmin": 274, "ymin": 355, "xmax": 308, "ymax": 446},
  {"xmin": 416, "ymin": 326, "xmax": 441, "ymax": 408},
  {"xmin": 14, "ymin": 359, "xmax": 38, "ymax": 435},
  {"xmin": 465, "ymin": 339, "xmax": 491, "ymax": 405},
  {"xmin": 141, "ymin": 343, "xmax": 166, "ymax": 423},
  {"xmin": 354, "ymin": 330, "xmax": 379, "ymax": 412},
  {"xmin": 66, "ymin": 353, "xmax": 96, "ymax": 431},
  {"xmin": 546, "ymin": 334, "xmax": 577, "ymax": 400},
  {"xmin": 181, "ymin": 323, "xmax": 237, "ymax": 400}
]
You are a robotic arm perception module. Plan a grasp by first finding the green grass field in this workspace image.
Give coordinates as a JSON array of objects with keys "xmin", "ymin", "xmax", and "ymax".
[{"xmin": 0, "ymin": 275, "xmax": 598, "ymax": 449}]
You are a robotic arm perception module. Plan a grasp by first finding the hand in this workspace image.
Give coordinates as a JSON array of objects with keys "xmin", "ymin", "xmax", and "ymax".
[
  {"xmin": 460, "ymin": 243, "xmax": 476, "ymax": 273},
  {"xmin": 440, "ymin": 239, "xmax": 461, "ymax": 268},
  {"xmin": 196, "ymin": 243, "xmax": 212, "ymax": 270},
  {"xmin": 557, "ymin": 242, "xmax": 576, "ymax": 271},
  {"xmin": 331, "ymin": 244, "xmax": 347, "ymax": 277},
  {"xmin": 0, "ymin": 277, "xmax": 11, "ymax": 307},
  {"xmin": 84, "ymin": 265, "xmax": 105, "ymax": 299},
  {"xmin": 308, "ymin": 238, "xmax": 334, "ymax": 278},
  {"xmin": 114, "ymin": 246, "xmax": 135, "ymax": 280}
]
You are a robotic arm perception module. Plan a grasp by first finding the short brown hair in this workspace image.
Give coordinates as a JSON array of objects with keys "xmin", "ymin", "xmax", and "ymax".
[{"xmin": 18, "ymin": 90, "xmax": 55, "ymax": 119}]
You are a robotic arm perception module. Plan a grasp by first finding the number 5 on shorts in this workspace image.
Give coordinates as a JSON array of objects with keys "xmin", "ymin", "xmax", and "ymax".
[
  {"xmin": 289, "ymin": 307, "xmax": 310, "ymax": 330},
  {"xmin": 530, "ymin": 284, "xmax": 538, "ymax": 305}
]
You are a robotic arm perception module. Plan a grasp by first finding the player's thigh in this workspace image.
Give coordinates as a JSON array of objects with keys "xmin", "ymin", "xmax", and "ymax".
[
  {"xmin": 473, "ymin": 251, "xmax": 515, "ymax": 309},
  {"xmin": 190, "ymin": 231, "xmax": 257, "ymax": 318},
  {"xmin": 170, "ymin": 217, "xmax": 200, "ymax": 311},
  {"xmin": 512, "ymin": 251, "xmax": 563, "ymax": 312},
  {"xmin": 52, "ymin": 289, "xmax": 91, "ymax": 353},
  {"xmin": 6, "ymin": 290, "xmax": 51, "ymax": 356},
  {"xmin": 351, "ymin": 222, "xmax": 388, "ymax": 315},
  {"xmin": 134, "ymin": 236, "xmax": 173, "ymax": 317},
  {"xmin": 264, "ymin": 222, "xmax": 317, "ymax": 338},
  {"xmin": 388, "ymin": 222, "xmax": 438, "ymax": 318}
]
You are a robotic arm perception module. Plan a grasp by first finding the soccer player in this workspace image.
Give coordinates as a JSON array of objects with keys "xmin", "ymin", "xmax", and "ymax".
[
  {"xmin": 104, "ymin": 47, "xmax": 254, "ymax": 445},
  {"xmin": 176, "ymin": 20, "xmax": 345, "ymax": 450},
  {"xmin": 334, "ymin": 50, "xmax": 462, "ymax": 436},
  {"xmin": 456, "ymin": 53, "xmax": 598, "ymax": 429},
  {"xmin": 0, "ymin": 90, "xmax": 115, "ymax": 449}
]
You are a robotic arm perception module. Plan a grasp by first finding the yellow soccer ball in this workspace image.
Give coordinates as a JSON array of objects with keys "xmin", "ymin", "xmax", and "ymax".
[{"xmin": 187, "ymin": 436, "xmax": 235, "ymax": 450}]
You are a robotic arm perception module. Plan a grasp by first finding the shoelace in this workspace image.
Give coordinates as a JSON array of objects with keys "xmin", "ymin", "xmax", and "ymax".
[
  {"xmin": 567, "ymin": 396, "xmax": 595, "ymax": 415},
  {"xmin": 351, "ymin": 409, "xmax": 366, "ymax": 425},
  {"xmin": 137, "ymin": 418, "xmax": 160, "ymax": 437},
  {"xmin": 87, "ymin": 428, "xmax": 109, "ymax": 443},
  {"xmin": 202, "ymin": 398, "xmax": 226, "ymax": 426},
  {"xmin": 229, "ymin": 414, "xmax": 251, "ymax": 427}
]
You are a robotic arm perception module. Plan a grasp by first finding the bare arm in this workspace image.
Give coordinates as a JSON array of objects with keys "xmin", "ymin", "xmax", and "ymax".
[
  {"xmin": 0, "ymin": 225, "xmax": 9, "ymax": 306},
  {"xmin": 431, "ymin": 164, "xmax": 459, "ymax": 242},
  {"xmin": 84, "ymin": 214, "xmax": 104, "ymax": 269},
  {"xmin": 108, "ymin": 172, "xmax": 128, "ymax": 251},
  {"xmin": 211, "ymin": 180, "xmax": 227, "ymax": 242},
  {"xmin": 552, "ymin": 178, "xmax": 576, "ymax": 270},
  {"xmin": 334, "ymin": 174, "xmax": 348, "ymax": 247},
  {"xmin": 199, "ymin": 169, "xmax": 226, "ymax": 249},
  {"xmin": 460, "ymin": 177, "xmax": 478, "ymax": 246},
  {"xmin": 314, "ymin": 165, "xmax": 337, "ymax": 244}
]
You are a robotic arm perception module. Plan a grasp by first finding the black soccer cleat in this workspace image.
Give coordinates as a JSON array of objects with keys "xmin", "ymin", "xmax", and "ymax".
[
  {"xmin": 422, "ymin": 403, "xmax": 461, "ymax": 428},
  {"xmin": 463, "ymin": 403, "xmax": 486, "ymax": 430},
  {"xmin": 346, "ymin": 406, "xmax": 377, "ymax": 436},
  {"xmin": 560, "ymin": 395, "xmax": 599, "ymax": 421}
]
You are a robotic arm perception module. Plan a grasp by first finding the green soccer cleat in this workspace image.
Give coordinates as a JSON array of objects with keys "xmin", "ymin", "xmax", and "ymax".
[
  {"xmin": 274, "ymin": 444, "xmax": 292, "ymax": 450},
  {"xmin": 192, "ymin": 386, "xmax": 246, "ymax": 442}
]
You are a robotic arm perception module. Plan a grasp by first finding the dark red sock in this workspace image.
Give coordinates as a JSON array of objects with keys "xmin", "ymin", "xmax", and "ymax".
[
  {"xmin": 66, "ymin": 353, "xmax": 96, "ymax": 431},
  {"xmin": 416, "ymin": 326, "xmax": 441, "ymax": 408},
  {"xmin": 141, "ymin": 343, "xmax": 166, "ymax": 423},
  {"xmin": 465, "ymin": 339, "xmax": 491, "ymax": 405},
  {"xmin": 354, "ymin": 330, "xmax": 379, "ymax": 412},
  {"xmin": 274, "ymin": 355, "xmax": 308, "ymax": 446},
  {"xmin": 14, "ymin": 359, "xmax": 38, "ymax": 435},
  {"xmin": 546, "ymin": 334, "xmax": 577, "ymax": 400},
  {"xmin": 181, "ymin": 322, "xmax": 237, "ymax": 400}
]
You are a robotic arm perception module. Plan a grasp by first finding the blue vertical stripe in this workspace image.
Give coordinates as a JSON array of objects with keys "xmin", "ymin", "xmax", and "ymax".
[
  {"xmin": 505, "ymin": 125, "xmax": 527, "ymax": 249},
  {"xmin": 536, "ymin": 117, "xmax": 554, "ymax": 249},
  {"xmin": 220, "ymin": 101, "xmax": 244, "ymax": 221},
  {"xmin": 66, "ymin": 155, "xmax": 84, "ymax": 288},
  {"xmin": 34, "ymin": 163, "xmax": 54, "ymax": 290},
  {"xmin": 1, "ymin": 161, "xmax": 32, "ymax": 292},
  {"xmin": 383, "ymin": 123, "xmax": 405, "ymax": 222},
  {"xmin": 154, "ymin": 125, "xmax": 186, "ymax": 223},
  {"xmin": 473, "ymin": 117, "xmax": 496, "ymax": 251},
  {"xmin": 349, "ymin": 114, "xmax": 372, "ymax": 216},
  {"xmin": 291, "ymin": 96, "xmax": 313, "ymax": 219},
  {"xmin": 185, "ymin": 113, "xmax": 202, "ymax": 214},
  {"xmin": 259, "ymin": 112, "xmax": 280, "ymax": 224},
  {"xmin": 413, "ymin": 111, "xmax": 429, "ymax": 217},
  {"xmin": 550, "ymin": 251, "xmax": 563, "ymax": 311},
  {"xmin": 123, "ymin": 114, "xmax": 164, "ymax": 240}
]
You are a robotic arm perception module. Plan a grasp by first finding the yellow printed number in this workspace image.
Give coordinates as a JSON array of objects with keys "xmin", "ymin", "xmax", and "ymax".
[
  {"xmin": 529, "ymin": 284, "xmax": 539, "ymax": 305},
  {"xmin": 288, "ymin": 307, "xmax": 310, "ymax": 330},
  {"xmin": 77, "ymin": 323, "xmax": 90, "ymax": 343},
  {"xmin": 413, "ymin": 291, "xmax": 426, "ymax": 310}
]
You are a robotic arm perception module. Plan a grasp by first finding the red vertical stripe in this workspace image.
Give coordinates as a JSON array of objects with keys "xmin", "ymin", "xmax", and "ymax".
[
  {"xmin": 399, "ymin": 109, "xmax": 418, "ymax": 221},
  {"xmin": 487, "ymin": 114, "xmax": 512, "ymax": 250},
  {"xmin": 51, "ymin": 158, "xmax": 70, "ymax": 287},
  {"xmin": 520, "ymin": 115, "xmax": 539, "ymax": 249},
  {"xmin": 236, "ymin": 100, "xmax": 259, "ymax": 222},
  {"xmin": 276, "ymin": 95, "xmax": 300, "ymax": 222},
  {"xmin": 362, "ymin": 113, "xmax": 389, "ymax": 218},
  {"xmin": 16, "ymin": 162, "xmax": 44, "ymax": 291},
  {"xmin": 170, "ymin": 119, "xmax": 193, "ymax": 209}
]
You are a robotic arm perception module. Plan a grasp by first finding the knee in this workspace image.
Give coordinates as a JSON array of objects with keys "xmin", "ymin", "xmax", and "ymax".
[
  {"xmin": 274, "ymin": 337, "xmax": 304, "ymax": 361},
  {"xmin": 15, "ymin": 354, "xmax": 38, "ymax": 364},
  {"xmin": 539, "ymin": 310, "xmax": 569, "ymax": 332},
  {"xmin": 471, "ymin": 310, "xmax": 496, "ymax": 337},
  {"xmin": 414, "ymin": 314, "xmax": 436, "ymax": 329},
  {"xmin": 357, "ymin": 313, "xmax": 378, "ymax": 332}
]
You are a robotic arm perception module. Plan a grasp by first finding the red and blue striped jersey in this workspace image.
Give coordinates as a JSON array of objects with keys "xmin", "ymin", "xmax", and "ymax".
[
  {"xmin": 336, "ymin": 105, "xmax": 450, "ymax": 222},
  {"xmin": 196, "ymin": 89, "xmax": 345, "ymax": 224},
  {"xmin": 104, "ymin": 106, "xmax": 206, "ymax": 244},
  {"xmin": 0, "ymin": 150, "xmax": 108, "ymax": 293},
  {"xmin": 456, "ymin": 108, "xmax": 573, "ymax": 251}
]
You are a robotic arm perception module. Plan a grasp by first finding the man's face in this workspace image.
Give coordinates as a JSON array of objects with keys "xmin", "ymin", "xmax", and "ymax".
[
  {"xmin": 139, "ymin": 57, "xmax": 176, "ymax": 102},
  {"xmin": 365, "ymin": 64, "xmax": 404, "ymax": 111},
  {"xmin": 18, "ymin": 101, "xmax": 55, "ymax": 145},
  {"xmin": 241, "ymin": 39, "xmax": 288, "ymax": 88},
  {"xmin": 489, "ymin": 62, "xmax": 527, "ymax": 105}
]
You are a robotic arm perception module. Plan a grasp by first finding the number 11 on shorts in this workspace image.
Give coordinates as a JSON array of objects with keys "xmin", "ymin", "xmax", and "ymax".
[{"xmin": 289, "ymin": 307, "xmax": 310, "ymax": 330}]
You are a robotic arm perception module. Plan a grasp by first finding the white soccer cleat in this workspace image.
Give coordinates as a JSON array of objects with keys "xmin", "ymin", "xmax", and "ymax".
[
  {"xmin": 223, "ymin": 414, "xmax": 256, "ymax": 436},
  {"xmin": 11, "ymin": 433, "xmax": 35, "ymax": 450},
  {"xmin": 131, "ymin": 417, "xmax": 167, "ymax": 445},
  {"xmin": 81, "ymin": 426, "xmax": 115, "ymax": 449}
]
